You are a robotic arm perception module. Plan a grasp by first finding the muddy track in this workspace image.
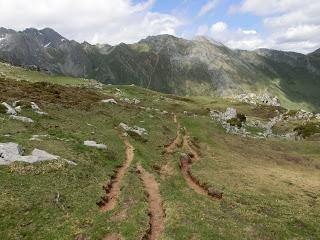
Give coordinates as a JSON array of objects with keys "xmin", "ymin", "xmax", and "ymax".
[
  {"xmin": 97, "ymin": 139, "xmax": 135, "ymax": 211},
  {"xmin": 180, "ymin": 133, "xmax": 223, "ymax": 200},
  {"xmin": 137, "ymin": 162, "xmax": 165, "ymax": 240},
  {"xmin": 164, "ymin": 122, "xmax": 181, "ymax": 154}
]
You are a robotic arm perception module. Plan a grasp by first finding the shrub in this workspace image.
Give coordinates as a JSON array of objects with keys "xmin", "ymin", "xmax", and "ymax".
[
  {"xmin": 0, "ymin": 104, "xmax": 7, "ymax": 114},
  {"xmin": 237, "ymin": 113, "xmax": 246, "ymax": 123},
  {"xmin": 227, "ymin": 117, "xmax": 242, "ymax": 128},
  {"xmin": 294, "ymin": 122, "xmax": 320, "ymax": 138},
  {"xmin": 227, "ymin": 113, "xmax": 247, "ymax": 128}
]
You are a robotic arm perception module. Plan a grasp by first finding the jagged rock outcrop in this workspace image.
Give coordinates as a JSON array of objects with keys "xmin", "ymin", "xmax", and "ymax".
[{"xmin": 234, "ymin": 93, "xmax": 281, "ymax": 107}]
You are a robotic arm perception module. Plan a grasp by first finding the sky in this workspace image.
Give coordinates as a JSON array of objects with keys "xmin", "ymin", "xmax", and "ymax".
[{"xmin": 0, "ymin": 0, "xmax": 319, "ymax": 53}]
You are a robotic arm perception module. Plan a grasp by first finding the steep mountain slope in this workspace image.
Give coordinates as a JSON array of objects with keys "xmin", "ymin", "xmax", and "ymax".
[{"xmin": 0, "ymin": 27, "xmax": 319, "ymax": 110}]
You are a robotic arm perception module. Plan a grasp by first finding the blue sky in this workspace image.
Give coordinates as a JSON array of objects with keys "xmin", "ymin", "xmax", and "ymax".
[
  {"xmin": 150, "ymin": 0, "xmax": 263, "ymax": 35},
  {"xmin": 147, "ymin": 0, "xmax": 320, "ymax": 53},
  {"xmin": 0, "ymin": 0, "xmax": 319, "ymax": 53}
]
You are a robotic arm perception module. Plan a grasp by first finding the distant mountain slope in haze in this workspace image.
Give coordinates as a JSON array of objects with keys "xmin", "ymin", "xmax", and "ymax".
[{"xmin": 0, "ymin": 27, "xmax": 319, "ymax": 110}]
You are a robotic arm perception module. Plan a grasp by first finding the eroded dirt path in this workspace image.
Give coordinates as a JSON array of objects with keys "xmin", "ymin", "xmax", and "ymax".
[
  {"xmin": 137, "ymin": 162, "xmax": 165, "ymax": 240},
  {"xmin": 181, "ymin": 133, "xmax": 223, "ymax": 199},
  {"xmin": 98, "ymin": 139, "xmax": 134, "ymax": 212},
  {"xmin": 182, "ymin": 134, "xmax": 200, "ymax": 162},
  {"xmin": 164, "ymin": 122, "xmax": 181, "ymax": 154}
]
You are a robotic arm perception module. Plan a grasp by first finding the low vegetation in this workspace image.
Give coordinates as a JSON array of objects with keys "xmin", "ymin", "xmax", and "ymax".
[
  {"xmin": 0, "ymin": 63, "xmax": 319, "ymax": 239},
  {"xmin": 294, "ymin": 122, "xmax": 320, "ymax": 138}
]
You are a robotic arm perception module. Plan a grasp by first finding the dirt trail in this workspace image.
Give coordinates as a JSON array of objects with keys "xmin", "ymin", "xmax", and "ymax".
[
  {"xmin": 98, "ymin": 139, "xmax": 134, "ymax": 212},
  {"xmin": 164, "ymin": 123, "xmax": 181, "ymax": 154},
  {"xmin": 180, "ymin": 158, "xmax": 208, "ymax": 196},
  {"xmin": 137, "ymin": 162, "xmax": 165, "ymax": 240},
  {"xmin": 182, "ymin": 134, "xmax": 200, "ymax": 162},
  {"xmin": 180, "ymin": 133, "xmax": 223, "ymax": 200}
]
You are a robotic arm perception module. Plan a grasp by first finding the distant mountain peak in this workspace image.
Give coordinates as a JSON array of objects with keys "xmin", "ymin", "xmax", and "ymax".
[
  {"xmin": 193, "ymin": 36, "xmax": 225, "ymax": 47},
  {"xmin": 0, "ymin": 26, "xmax": 320, "ymax": 111}
]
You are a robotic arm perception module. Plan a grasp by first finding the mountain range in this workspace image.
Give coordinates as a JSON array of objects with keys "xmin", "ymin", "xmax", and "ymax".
[{"xmin": 0, "ymin": 27, "xmax": 320, "ymax": 110}]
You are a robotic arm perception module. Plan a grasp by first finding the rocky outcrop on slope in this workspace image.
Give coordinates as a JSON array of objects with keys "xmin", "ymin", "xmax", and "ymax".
[{"xmin": 234, "ymin": 93, "xmax": 281, "ymax": 107}]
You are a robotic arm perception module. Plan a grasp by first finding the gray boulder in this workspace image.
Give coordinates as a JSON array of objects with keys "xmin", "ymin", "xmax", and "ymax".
[
  {"xmin": 1, "ymin": 102, "xmax": 17, "ymax": 115},
  {"xmin": 101, "ymin": 99, "xmax": 117, "ymax": 104},
  {"xmin": 223, "ymin": 108, "xmax": 237, "ymax": 121},
  {"xmin": 0, "ymin": 142, "xmax": 59, "ymax": 165},
  {"xmin": 10, "ymin": 115, "xmax": 34, "ymax": 123}
]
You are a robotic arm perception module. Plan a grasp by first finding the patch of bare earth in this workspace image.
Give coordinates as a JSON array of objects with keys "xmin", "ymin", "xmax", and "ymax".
[
  {"xmin": 137, "ymin": 162, "xmax": 165, "ymax": 240},
  {"xmin": 98, "ymin": 139, "xmax": 134, "ymax": 211}
]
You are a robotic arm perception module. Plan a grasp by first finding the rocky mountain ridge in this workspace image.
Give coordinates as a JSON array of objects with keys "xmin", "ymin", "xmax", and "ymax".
[{"xmin": 0, "ymin": 27, "xmax": 320, "ymax": 110}]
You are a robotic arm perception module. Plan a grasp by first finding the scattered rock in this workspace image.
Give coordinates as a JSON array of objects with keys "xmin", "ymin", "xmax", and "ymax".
[
  {"xmin": 287, "ymin": 109, "xmax": 314, "ymax": 121},
  {"xmin": 119, "ymin": 123, "xmax": 147, "ymax": 136},
  {"xmin": 9, "ymin": 115, "xmax": 34, "ymax": 123},
  {"xmin": 223, "ymin": 108, "xmax": 237, "ymax": 121},
  {"xmin": 120, "ymin": 97, "xmax": 141, "ymax": 105},
  {"xmin": 1, "ymin": 102, "xmax": 17, "ymax": 115},
  {"xmin": 101, "ymin": 99, "xmax": 117, "ymax": 104},
  {"xmin": 0, "ymin": 142, "xmax": 59, "ymax": 165},
  {"xmin": 84, "ymin": 140, "xmax": 107, "ymax": 149},
  {"xmin": 285, "ymin": 132, "xmax": 302, "ymax": 141},
  {"xmin": 234, "ymin": 93, "xmax": 281, "ymax": 106},
  {"xmin": 132, "ymin": 98, "xmax": 140, "ymax": 104},
  {"xmin": 14, "ymin": 106, "xmax": 22, "ymax": 113},
  {"xmin": 31, "ymin": 102, "xmax": 41, "ymax": 111},
  {"xmin": 30, "ymin": 135, "xmax": 48, "ymax": 141},
  {"xmin": 119, "ymin": 123, "xmax": 131, "ymax": 131},
  {"xmin": 31, "ymin": 102, "xmax": 48, "ymax": 115}
]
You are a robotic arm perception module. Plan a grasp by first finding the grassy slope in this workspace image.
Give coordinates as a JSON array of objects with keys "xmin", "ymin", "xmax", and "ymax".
[{"xmin": 0, "ymin": 64, "xmax": 319, "ymax": 239}]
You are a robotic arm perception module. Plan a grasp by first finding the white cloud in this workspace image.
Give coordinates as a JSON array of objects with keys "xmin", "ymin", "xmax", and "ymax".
[
  {"xmin": 211, "ymin": 22, "xmax": 227, "ymax": 33},
  {"xmin": 196, "ymin": 25, "xmax": 209, "ymax": 36},
  {"xmin": 198, "ymin": 0, "xmax": 220, "ymax": 16},
  {"xmin": 0, "ymin": 0, "xmax": 183, "ymax": 45},
  {"xmin": 241, "ymin": 29, "xmax": 257, "ymax": 35},
  {"xmin": 229, "ymin": 0, "xmax": 320, "ymax": 53},
  {"xmin": 197, "ymin": 22, "xmax": 264, "ymax": 50},
  {"xmin": 233, "ymin": 0, "xmax": 303, "ymax": 16}
]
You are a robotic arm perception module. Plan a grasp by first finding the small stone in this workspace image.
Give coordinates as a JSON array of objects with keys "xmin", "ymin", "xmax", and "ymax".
[
  {"xmin": 101, "ymin": 99, "xmax": 117, "ymax": 104},
  {"xmin": 10, "ymin": 115, "xmax": 34, "ymax": 123},
  {"xmin": 84, "ymin": 140, "xmax": 107, "ymax": 149}
]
